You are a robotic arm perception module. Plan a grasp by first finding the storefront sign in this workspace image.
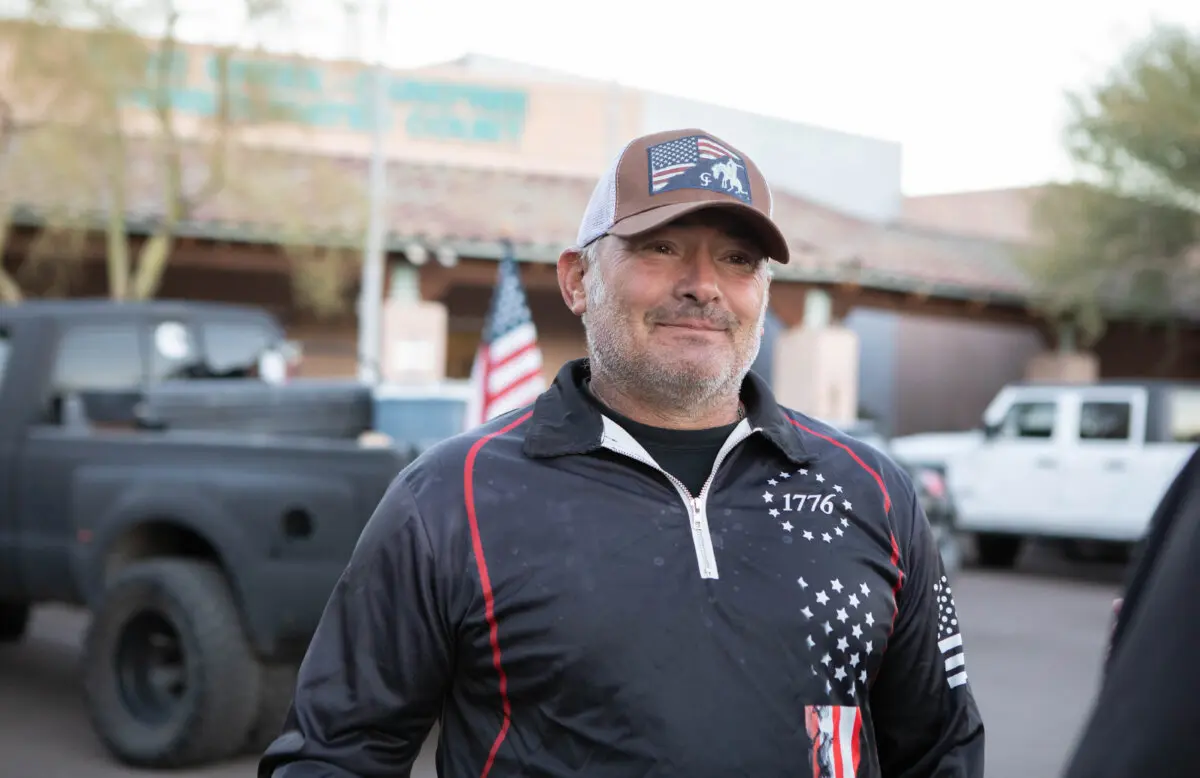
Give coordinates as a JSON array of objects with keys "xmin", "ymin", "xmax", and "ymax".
[{"xmin": 126, "ymin": 49, "xmax": 528, "ymax": 144}]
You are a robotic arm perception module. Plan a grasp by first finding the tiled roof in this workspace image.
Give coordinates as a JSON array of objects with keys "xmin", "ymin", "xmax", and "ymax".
[
  {"xmin": 8, "ymin": 135, "xmax": 1031, "ymax": 300},
  {"xmin": 900, "ymin": 187, "xmax": 1049, "ymax": 245},
  {"xmin": 830, "ymin": 226, "xmax": 1031, "ymax": 295}
]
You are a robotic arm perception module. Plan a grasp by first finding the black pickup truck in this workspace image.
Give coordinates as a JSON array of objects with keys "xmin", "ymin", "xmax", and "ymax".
[{"xmin": 0, "ymin": 300, "xmax": 411, "ymax": 768}]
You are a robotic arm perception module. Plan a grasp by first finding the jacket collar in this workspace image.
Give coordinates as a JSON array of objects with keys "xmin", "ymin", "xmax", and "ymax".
[{"xmin": 522, "ymin": 358, "xmax": 815, "ymax": 466}]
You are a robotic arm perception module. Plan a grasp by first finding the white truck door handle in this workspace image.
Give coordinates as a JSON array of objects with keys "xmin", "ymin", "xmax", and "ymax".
[{"xmin": 1035, "ymin": 457, "xmax": 1057, "ymax": 469}]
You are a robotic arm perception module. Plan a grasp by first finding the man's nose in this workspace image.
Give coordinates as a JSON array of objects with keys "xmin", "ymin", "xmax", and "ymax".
[{"xmin": 678, "ymin": 252, "xmax": 721, "ymax": 304}]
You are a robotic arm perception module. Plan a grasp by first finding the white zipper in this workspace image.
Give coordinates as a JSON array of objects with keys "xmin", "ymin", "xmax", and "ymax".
[{"xmin": 599, "ymin": 416, "xmax": 760, "ymax": 580}]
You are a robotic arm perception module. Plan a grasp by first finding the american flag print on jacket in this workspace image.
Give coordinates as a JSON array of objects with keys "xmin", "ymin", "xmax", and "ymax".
[
  {"xmin": 766, "ymin": 465, "xmax": 896, "ymax": 703},
  {"xmin": 806, "ymin": 704, "xmax": 862, "ymax": 778},
  {"xmin": 936, "ymin": 575, "xmax": 968, "ymax": 688}
]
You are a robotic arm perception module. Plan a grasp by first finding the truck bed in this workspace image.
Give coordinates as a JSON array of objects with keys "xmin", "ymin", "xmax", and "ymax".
[{"xmin": 133, "ymin": 379, "xmax": 374, "ymax": 439}]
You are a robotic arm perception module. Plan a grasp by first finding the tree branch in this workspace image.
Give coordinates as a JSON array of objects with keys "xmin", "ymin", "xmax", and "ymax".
[
  {"xmin": 130, "ymin": 3, "xmax": 184, "ymax": 300},
  {"xmin": 102, "ymin": 131, "xmax": 130, "ymax": 299},
  {"xmin": 0, "ymin": 203, "xmax": 22, "ymax": 304},
  {"xmin": 181, "ymin": 48, "xmax": 231, "ymax": 213},
  {"xmin": 0, "ymin": 91, "xmax": 43, "ymax": 304}
]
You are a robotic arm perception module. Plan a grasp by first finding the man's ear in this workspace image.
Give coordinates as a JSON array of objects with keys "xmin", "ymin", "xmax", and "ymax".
[{"xmin": 557, "ymin": 247, "xmax": 588, "ymax": 317}]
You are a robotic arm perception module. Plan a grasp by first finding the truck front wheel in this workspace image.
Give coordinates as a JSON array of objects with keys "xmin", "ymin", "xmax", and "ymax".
[
  {"xmin": 975, "ymin": 533, "xmax": 1023, "ymax": 569},
  {"xmin": 81, "ymin": 559, "xmax": 260, "ymax": 768},
  {"xmin": 0, "ymin": 601, "xmax": 30, "ymax": 643}
]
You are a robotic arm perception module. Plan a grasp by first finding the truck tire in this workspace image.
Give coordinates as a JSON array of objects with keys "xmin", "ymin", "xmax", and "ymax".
[
  {"xmin": 243, "ymin": 662, "xmax": 298, "ymax": 755},
  {"xmin": 1063, "ymin": 539, "xmax": 1132, "ymax": 564},
  {"xmin": 975, "ymin": 533, "xmax": 1023, "ymax": 569},
  {"xmin": 0, "ymin": 601, "xmax": 30, "ymax": 642},
  {"xmin": 81, "ymin": 559, "xmax": 260, "ymax": 768}
]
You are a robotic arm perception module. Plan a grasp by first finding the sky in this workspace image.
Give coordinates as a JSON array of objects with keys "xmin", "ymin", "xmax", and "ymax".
[
  {"xmin": 22, "ymin": 0, "xmax": 1199, "ymax": 197},
  {"xmin": 269, "ymin": 0, "xmax": 1199, "ymax": 196}
]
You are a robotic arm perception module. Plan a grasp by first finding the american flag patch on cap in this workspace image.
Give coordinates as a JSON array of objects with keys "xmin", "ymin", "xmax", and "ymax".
[{"xmin": 646, "ymin": 134, "xmax": 752, "ymax": 204}]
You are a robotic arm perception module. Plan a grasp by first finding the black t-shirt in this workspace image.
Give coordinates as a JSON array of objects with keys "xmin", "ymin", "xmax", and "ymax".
[{"xmin": 582, "ymin": 382, "xmax": 738, "ymax": 495}]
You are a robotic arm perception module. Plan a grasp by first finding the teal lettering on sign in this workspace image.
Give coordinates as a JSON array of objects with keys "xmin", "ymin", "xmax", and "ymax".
[{"xmin": 125, "ymin": 50, "xmax": 528, "ymax": 144}]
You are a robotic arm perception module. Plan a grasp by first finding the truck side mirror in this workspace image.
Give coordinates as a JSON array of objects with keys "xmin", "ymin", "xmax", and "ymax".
[{"xmin": 982, "ymin": 421, "xmax": 1001, "ymax": 440}]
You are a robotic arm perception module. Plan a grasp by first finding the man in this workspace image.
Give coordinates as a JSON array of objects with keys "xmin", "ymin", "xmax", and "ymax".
[
  {"xmin": 259, "ymin": 128, "xmax": 985, "ymax": 778},
  {"xmin": 1062, "ymin": 445, "xmax": 1200, "ymax": 777}
]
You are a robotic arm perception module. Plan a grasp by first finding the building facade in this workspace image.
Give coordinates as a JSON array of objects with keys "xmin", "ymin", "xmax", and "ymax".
[{"xmin": 4, "ymin": 29, "xmax": 1196, "ymax": 436}]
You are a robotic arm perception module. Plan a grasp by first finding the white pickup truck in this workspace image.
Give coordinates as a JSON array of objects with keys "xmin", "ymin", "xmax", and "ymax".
[{"xmin": 891, "ymin": 380, "xmax": 1200, "ymax": 568}]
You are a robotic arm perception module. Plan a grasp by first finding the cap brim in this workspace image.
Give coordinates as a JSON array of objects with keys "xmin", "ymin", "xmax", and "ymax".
[{"xmin": 606, "ymin": 201, "xmax": 791, "ymax": 264}]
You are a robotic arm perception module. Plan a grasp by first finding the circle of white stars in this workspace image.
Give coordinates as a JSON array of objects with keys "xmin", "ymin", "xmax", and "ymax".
[{"xmin": 764, "ymin": 469, "xmax": 856, "ymax": 541}]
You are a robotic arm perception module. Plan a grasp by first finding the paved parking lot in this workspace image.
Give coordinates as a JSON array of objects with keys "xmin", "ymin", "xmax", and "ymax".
[{"xmin": 0, "ymin": 545, "xmax": 1125, "ymax": 778}]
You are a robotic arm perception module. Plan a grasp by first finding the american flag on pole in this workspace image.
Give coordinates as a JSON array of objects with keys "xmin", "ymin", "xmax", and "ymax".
[
  {"xmin": 935, "ymin": 575, "xmax": 968, "ymax": 689},
  {"xmin": 464, "ymin": 243, "xmax": 545, "ymax": 429}
]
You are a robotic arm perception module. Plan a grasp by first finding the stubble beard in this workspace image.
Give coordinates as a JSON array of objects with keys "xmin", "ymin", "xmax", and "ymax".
[{"xmin": 582, "ymin": 270, "xmax": 768, "ymax": 417}]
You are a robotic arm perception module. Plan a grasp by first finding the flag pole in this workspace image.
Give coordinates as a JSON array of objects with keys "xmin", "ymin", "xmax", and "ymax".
[{"xmin": 356, "ymin": 0, "xmax": 390, "ymax": 385}]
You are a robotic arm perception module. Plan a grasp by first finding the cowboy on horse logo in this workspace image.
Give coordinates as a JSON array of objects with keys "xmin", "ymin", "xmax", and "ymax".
[{"xmin": 709, "ymin": 158, "xmax": 747, "ymax": 196}]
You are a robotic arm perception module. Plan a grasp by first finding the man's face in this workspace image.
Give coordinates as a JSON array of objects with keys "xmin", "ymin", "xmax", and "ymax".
[{"xmin": 558, "ymin": 210, "xmax": 771, "ymax": 406}]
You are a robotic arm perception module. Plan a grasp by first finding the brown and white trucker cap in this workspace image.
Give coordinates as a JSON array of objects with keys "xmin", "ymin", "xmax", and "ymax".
[{"xmin": 575, "ymin": 127, "xmax": 790, "ymax": 263}]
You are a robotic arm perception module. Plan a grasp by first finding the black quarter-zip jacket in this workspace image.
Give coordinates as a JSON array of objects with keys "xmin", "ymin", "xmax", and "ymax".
[{"xmin": 260, "ymin": 359, "xmax": 985, "ymax": 778}]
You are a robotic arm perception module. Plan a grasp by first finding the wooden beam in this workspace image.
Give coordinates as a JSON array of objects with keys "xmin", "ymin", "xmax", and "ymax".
[
  {"xmin": 767, "ymin": 282, "xmax": 809, "ymax": 328},
  {"xmin": 905, "ymin": 287, "xmax": 933, "ymax": 305},
  {"xmin": 836, "ymin": 279, "xmax": 862, "ymax": 298},
  {"xmin": 793, "ymin": 282, "xmax": 1041, "ymax": 330},
  {"xmin": 3, "ymin": 222, "xmax": 1053, "ymax": 334},
  {"xmin": 831, "ymin": 293, "xmax": 856, "ymax": 323}
]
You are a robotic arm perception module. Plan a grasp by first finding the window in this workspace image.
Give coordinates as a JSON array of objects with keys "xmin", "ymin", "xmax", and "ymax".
[
  {"xmin": 200, "ymin": 321, "xmax": 276, "ymax": 378},
  {"xmin": 1168, "ymin": 389, "xmax": 1200, "ymax": 443},
  {"xmin": 1079, "ymin": 401, "xmax": 1132, "ymax": 441},
  {"xmin": 1000, "ymin": 401, "xmax": 1057, "ymax": 439},
  {"xmin": 49, "ymin": 324, "xmax": 144, "ymax": 425},
  {"xmin": 147, "ymin": 319, "xmax": 279, "ymax": 381},
  {"xmin": 53, "ymin": 324, "xmax": 144, "ymax": 393}
]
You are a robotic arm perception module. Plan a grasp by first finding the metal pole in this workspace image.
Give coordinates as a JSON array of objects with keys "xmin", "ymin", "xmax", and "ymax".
[{"xmin": 357, "ymin": 0, "xmax": 389, "ymax": 384}]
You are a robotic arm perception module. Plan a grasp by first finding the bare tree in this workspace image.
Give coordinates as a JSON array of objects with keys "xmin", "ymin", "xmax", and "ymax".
[
  {"xmin": 0, "ymin": 90, "xmax": 32, "ymax": 302},
  {"xmin": 225, "ymin": 146, "xmax": 369, "ymax": 317},
  {"xmin": 0, "ymin": 0, "xmax": 370, "ymax": 311},
  {"xmin": 0, "ymin": 8, "xmax": 93, "ymax": 302}
]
